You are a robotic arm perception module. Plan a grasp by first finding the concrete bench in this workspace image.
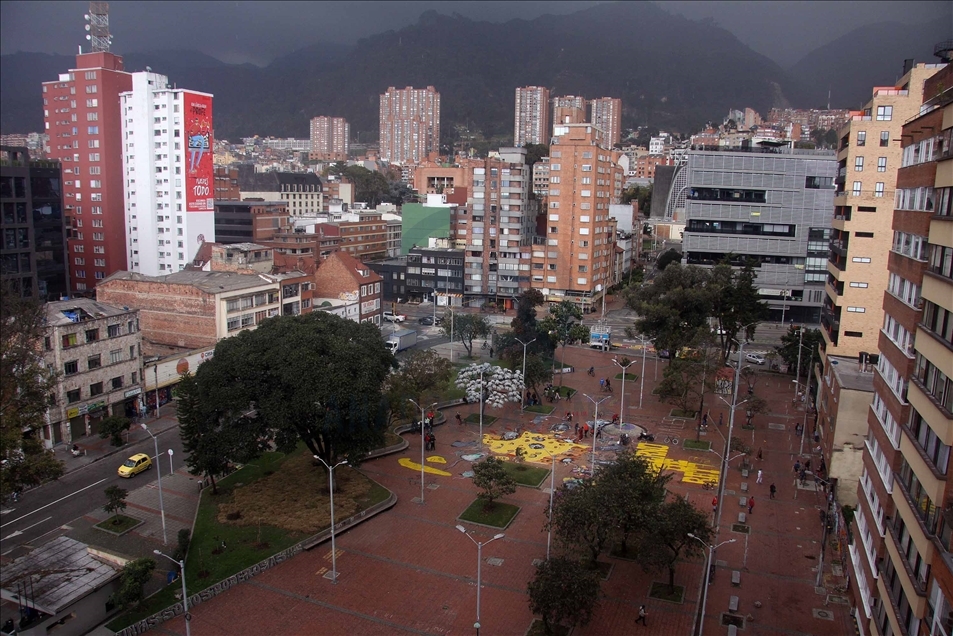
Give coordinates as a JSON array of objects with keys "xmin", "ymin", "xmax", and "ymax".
[
  {"xmin": 739, "ymin": 497, "xmax": 748, "ymax": 507},
  {"xmin": 741, "ymin": 469, "xmax": 749, "ymax": 478},
  {"xmin": 728, "ymin": 625, "xmax": 738, "ymax": 636},
  {"xmin": 740, "ymin": 482, "xmax": 748, "ymax": 492},
  {"xmin": 729, "ymin": 595, "xmax": 739, "ymax": 612},
  {"xmin": 731, "ymin": 570, "xmax": 741, "ymax": 586},
  {"xmin": 738, "ymin": 512, "xmax": 746, "ymax": 524}
]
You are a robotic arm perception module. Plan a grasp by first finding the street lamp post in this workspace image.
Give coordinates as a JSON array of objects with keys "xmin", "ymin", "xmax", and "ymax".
[
  {"xmin": 312, "ymin": 455, "xmax": 348, "ymax": 583},
  {"xmin": 631, "ymin": 334, "xmax": 654, "ymax": 401},
  {"xmin": 153, "ymin": 365, "xmax": 160, "ymax": 419},
  {"xmin": 432, "ymin": 287, "xmax": 438, "ymax": 325},
  {"xmin": 793, "ymin": 325, "xmax": 804, "ymax": 399},
  {"xmin": 687, "ymin": 534, "xmax": 736, "ymax": 636},
  {"xmin": 582, "ymin": 394, "xmax": 610, "ymax": 475},
  {"xmin": 140, "ymin": 423, "xmax": 167, "ymax": 545},
  {"xmin": 456, "ymin": 526, "xmax": 505, "ymax": 636},
  {"xmin": 540, "ymin": 449, "xmax": 557, "ymax": 560},
  {"xmin": 154, "ymin": 549, "xmax": 190, "ymax": 636},
  {"xmin": 797, "ymin": 347, "xmax": 815, "ymax": 459},
  {"xmin": 714, "ymin": 340, "xmax": 745, "ymax": 536},
  {"xmin": 408, "ymin": 398, "xmax": 437, "ymax": 504},
  {"xmin": 612, "ymin": 357, "xmax": 636, "ymax": 424},
  {"xmin": 515, "ymin": 338, "xmax": 536, "ymax": 412}
]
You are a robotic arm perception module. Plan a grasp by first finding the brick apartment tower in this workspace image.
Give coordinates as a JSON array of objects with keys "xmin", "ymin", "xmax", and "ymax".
[
  {"xmin": 590, "ymin": 97, "xmax": 623, "ymax": 148},
  {"xmin": 538, "ymin": 123, "xmax": 622, "ymax": 313},
  {"xmin": 845, "ymin": 62, "xmax": 953, "ymax": 636},
  {"xmin": 514, "ymin": 86, "xmax": 551, "ymax": 147},
  {"xmin": 42, "ymin": 51, "xmax": 131, "ymax": 293},
  {"xmin": 552, "ymin": 95, "xmax": 586, "ymax": 128},
  {"xmin": 379, "ymin": 86, "xmax": 440, "ymax": 164},
  {"xmin": 310, "ymin": 116, "xmax": 350, "ymax": 161}
]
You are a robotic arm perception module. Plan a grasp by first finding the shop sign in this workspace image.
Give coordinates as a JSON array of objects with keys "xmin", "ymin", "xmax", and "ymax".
[{"xmin": 124, "ymin": 387, "xmax": 143, "ymax": 398}]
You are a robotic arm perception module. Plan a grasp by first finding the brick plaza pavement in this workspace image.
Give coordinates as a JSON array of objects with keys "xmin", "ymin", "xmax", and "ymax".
[{"xmin": 155, "ymin": 343, "xmax": 855, "ymax": 636}]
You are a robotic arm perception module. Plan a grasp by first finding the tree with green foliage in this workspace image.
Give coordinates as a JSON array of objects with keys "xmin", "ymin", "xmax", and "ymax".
[
  {"xmin": 382, "ymin": 349, "xmax": 453, "ymax": 425},
  {"xmin": 527, "ymin": 556, "xmax": 601, "ymax": 635},
  {"xmin": 549, "ymin": 479, "xmax": 613, "ymax": 565},
  {"xmin": 338, "ymin": 165, "xmax": 391, "ymax": 207},
  {"xmin": 626, "ymin": 263, "xmax": 711, "ymax": 356},
  {"xmin": 472, "ymin": 456, "xmax": 516, "ymax": 510},
  {"xmin": 656, "ymin": 354, "xmax": 715, "ymax": 422},
  {"xmin": 520, "ymin": 354, "xmax": 554, "ymax": 397},
  {"xmin": 656, "ymin": 248, "xmax": 682, "ymax": 270},
  {"xmin": 189, "ymin": 313, "xmax": 394, "ymax": 472},
  {"xmin": 103, "ymin": 485, "xmax": 128, "ymax": 521},
  {"xmin": 708, "ymin": 260, "xmax": 769, "ymax": 363},
  {"xmin": 598, "ymin": 452, "xmax": 670, "ymax": 554},
  {"xmin": 0, "ymin": 283, "xmax": 63, "ymax": 501},
  {"xmin": 110, "ymin": 558, "xmax": 156, "ymax": 609},
  {"xmin": 440, "ymin": 312, "xmax": 490, "ymax": 357},
  {"xmin": 522, "ymin": 143, "xmax": 550, "ymax": 167},
  {"xmin": 621, "ymin": 184, "xmax": 652, "ymax": 215},
  {"xmin": 98, "ymin": 415, "xmax": 131, "ymax": 447},
  {"xmin": 775, "ymin": 326, "xmax": 824, "ymax": 377},
  {"xmin": 498, "ymin": 289, "xmax": 554, "ymax": 364},
  {"xmin": 539, "ymin": 300, "xmax": 587, "ymax": 386},
  {"xmin": 636, "ymin": 495, "xmax": 712, "ymax": 592}
]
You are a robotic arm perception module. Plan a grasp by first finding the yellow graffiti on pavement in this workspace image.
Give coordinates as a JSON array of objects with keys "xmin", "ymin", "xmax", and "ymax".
[
  {"xmin": 635, "ymin": 442, "xmax": 720, "ymax": 485},
  {"xmin": 398, "ymin": 457, "xmax": 452, "ymax": 476},
  {"xmin": 483, "ymin": 431, "xmax": 588, "ymax": 464},
  {"xmin": 427, "ymin": 455, "xmax": 447, "ymax": 464}
]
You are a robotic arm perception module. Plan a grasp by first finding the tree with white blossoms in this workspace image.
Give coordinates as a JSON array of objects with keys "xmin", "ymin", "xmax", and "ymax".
[{"xmin": 456, "ymin": 362, "xmax": 525, "ymax": 409}]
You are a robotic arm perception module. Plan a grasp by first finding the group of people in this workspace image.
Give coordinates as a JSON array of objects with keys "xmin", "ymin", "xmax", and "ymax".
[
  {"xmin": 424, "ymin": 432, "xmax": 436, "ymax": 451},
  {"xmin": 598, "ymin": 377, "xmax": 613, "ymax": 393},
  {"xmin": 525, "ymin": 390, "xmax": 542, "ymax": 406}
]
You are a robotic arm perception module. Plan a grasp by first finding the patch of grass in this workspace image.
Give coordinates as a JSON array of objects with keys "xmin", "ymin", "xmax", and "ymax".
[
  {"xmin": 554, "ymin": 385, "xmax": 576, "ymax": 398},
  {"xmin": 459, "ymin": 499, "xmax": 520, "ymax": 528},
  {"xmin": 95, "ymin": 514, "xmax": 140, "ymax": 534},
  {"xmin": 107, "ymin": 448, "xmax": 390, "ymax": 632},
  {"xmin": 500, "ymin": 461, "xmax": 550, "ymax": 488},
  {"xmin": 527, "ymin": 619, "xmax": 572, "ymax": 636},
  {"xmin": 682, "ymin": 439, "xmax": 711, "ymax": 451},
  {"xmin": 670, "ymin": 409, "xmax": 697, "ymax": 419},
  {"xmin": 649, "ymin": 581, "xmax": 685, "ymax": 603},
  {"xmin": 614, "ymin": 372, "xmax": 640, "ymax": 381},
  {"xmin": 524, "ymin": 404, "xmax": 554, "ymax": 414},
  {"xmin": 465, "ymin": 413, "xmax": 497, "ymax": 424}
]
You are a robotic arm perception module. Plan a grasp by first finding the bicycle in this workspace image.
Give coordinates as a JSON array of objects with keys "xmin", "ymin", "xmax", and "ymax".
[
  {"xmin": 481, "ymin": 341, "xmax": 488, "ymax": 350},
  {"xmin": 702, "ymin": 480, "xmax": 717, "ymax": 490},
  {"xmin": 663, "ymin": 435, "xmax": 680, "ymax": 446},
  {"xmin": 587, "ymin": 367, "xmax": 595, "ymax": 377}
]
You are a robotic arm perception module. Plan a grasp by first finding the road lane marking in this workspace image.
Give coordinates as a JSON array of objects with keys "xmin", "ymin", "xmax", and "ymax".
[
  {"xmin": 0, "ymin": 478, "xmax": 107, "ymax": 529},
  {"xmin": 2, "ymin": 516, "xmax": 53, "ymax": 541}
]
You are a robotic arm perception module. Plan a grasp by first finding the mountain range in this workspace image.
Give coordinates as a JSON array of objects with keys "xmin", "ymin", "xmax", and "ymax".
[{"xmin": 1, "ymin": 3, "xmax": 949, "ymax": 143}]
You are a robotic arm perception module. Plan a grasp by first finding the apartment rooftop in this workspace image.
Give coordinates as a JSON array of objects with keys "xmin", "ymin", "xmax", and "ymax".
[
  {"xmin": 828, "ymin": 356, "xmax": 875, "ymax": 392},
  {"xmin": 103, "ymin": 270, "xmax": 277, "ymax": 294},
  {"xmin": 688, "ymin": 144, "xmax": 835, "ymax": 157},
  {"xmin": 44, "ymin": 297, "xmax": 136, "ymax": 327}
]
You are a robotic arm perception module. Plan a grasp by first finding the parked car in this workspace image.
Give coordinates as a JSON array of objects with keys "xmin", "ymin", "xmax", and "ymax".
[
  {"xmin": 657, "ymin": 349, "xmax": 671, "ymax": 359},
  {"xmin": 118, "ymin": 453, "xmax": 152, "ymax": 478},
  {"xmin": 383, "ymin": 311, "xmax": 406, "ymax": 323},
  {"xmin": 745, "ymin": 353, "xmax": 766, "ymax": 366},
  {"xmin": 418, "ymin": 316, "xmax": 435, "ymax": 325}
]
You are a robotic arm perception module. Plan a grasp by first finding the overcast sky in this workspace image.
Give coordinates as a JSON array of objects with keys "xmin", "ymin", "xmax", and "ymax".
[{"xmin": 1, "ymin": 1, "xmax": 949, "ymax": 68}]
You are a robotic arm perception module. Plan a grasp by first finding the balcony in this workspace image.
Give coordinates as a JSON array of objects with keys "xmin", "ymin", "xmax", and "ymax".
[{"xmin": 884, "ymin": 522, "xmax": 928, "ymax": 596}]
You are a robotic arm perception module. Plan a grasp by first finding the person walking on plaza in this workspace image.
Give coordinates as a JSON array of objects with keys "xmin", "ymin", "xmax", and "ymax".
[
  {"xmin": 756, "ymin": 469, "xmax": 763, "ymax": 484},
  {"xmin": 757, "ymin": 447, "xmax": 763, "ymax": 461},
  {"xmin": 712, "ymin": 496, "xmax": 718, "ymax": 514},
  {"xmin": 636, "ymin": 605, "xmax": 647, "ymax": 626},
  {"xmin": 719, "ymin": 413, "xmax": 724, "ymax": 427},
  {"xmin": 748, "ymin": 496, "xmax": 755, "ymax": 515},
  {"xmin": 770, "ymin": 483, "xmax": 777, "ymax": 499},
  {"xmin": 456, "ymin": 412, "xmax": 463, "ymax": 426}
]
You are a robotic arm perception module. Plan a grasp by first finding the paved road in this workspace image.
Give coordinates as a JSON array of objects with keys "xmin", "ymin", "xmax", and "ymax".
[{"xmin": 0, "ymin": 426, "xmax": 184, "ymax": 552}]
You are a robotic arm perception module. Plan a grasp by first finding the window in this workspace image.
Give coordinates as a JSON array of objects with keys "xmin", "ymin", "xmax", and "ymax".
[
  {"xmin": 856, "ymin": 131, "xmax": 866, "ymax": 146},
  {"xmin": 877, "ymin": 157, "xmax": 887, "ymax": 172},
  {"xmin": 854, "ymin": 157, "xmax": 864, "ymax": 172},
  {"xmin": 875, "ymin": 183, "xmax": 884, "ymax": 197},
  {"xmin": 67, "ymin": 389, "xmax": 81, "ymax": 404},
  {"xmin": 86, "ymin": 111, "xmax": 98, "ymax": 121},
  {"xmin": 111, "ymin": 376, "xmax": 124, "ymax": 390},
  {"xmin": 87, "ymin": 126, "xmax": 99, "ymax": 135},
  {"xmin": 110, "ymin": 349, "xmax": 122, "ymax": 364},
  {"xmin": 849, "ymin": 282, "xmax": 869, "ymax": 288},
  {"xmin": 64, "ymin": 361, "xmax": 79, "ymax": 375},
  {"xmin": 62, "ymin": 332, "xmax": 78, "ymax": 347},
  {"xmin": 87, "ymin": 354, "xmax": 101, "ymax": 369},
  {"xmin": 85, "ymin": 328, "xmax": 99, "ymax": 342},
  {"xmin": 880, "ymin": 131, "xmax": 890, "ymax": 147},
  {"xmin": 846, "ymin": 306, "xmax": 866, "ymax": 313},
  {"xmin": 852, "ymin": 181, "xmax": 862, "ymax": 196},
  {"xmin": 89, "ymin": 381, "xmax": 104, "ymax": 397},
  {"xmin": 876, "ymin": 105, "xmax": 892, "ymax": 121}
]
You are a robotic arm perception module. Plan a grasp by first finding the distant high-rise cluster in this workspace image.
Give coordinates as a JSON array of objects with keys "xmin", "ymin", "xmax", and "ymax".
[
  {"xmin": 379, "ymin": 86, "xmax": 440, "ymax": 164},
  {"xmin": 590, "ymin": 97, "xmax": 622, "ymax": 148},
  {"xmin": 309, "ymin": 116, "xmax": 349, "ymax": 161},
  {"xmin": 513, "ymin": 86, "xmax": 550, "ymax": 146},
  {"xmin": 552, "ymin": 95, "xmax": 586, "ymax": 126}
]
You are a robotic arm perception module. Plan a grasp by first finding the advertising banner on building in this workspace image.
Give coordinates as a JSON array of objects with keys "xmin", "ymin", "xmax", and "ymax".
[{"xmin": 185, "ymin": 92, "xmax": 214, "ymax": 214}]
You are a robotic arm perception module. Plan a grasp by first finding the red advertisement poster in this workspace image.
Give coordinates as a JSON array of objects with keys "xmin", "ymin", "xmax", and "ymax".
[{"xmin": 185, "ymin": 92, "xmax": 213, "ymax": 212}]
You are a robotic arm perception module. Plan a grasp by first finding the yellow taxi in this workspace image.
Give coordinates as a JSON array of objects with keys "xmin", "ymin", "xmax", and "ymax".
[{"xmin": 118, "ymin": 453, "xmax": 153, "ymax": 478}]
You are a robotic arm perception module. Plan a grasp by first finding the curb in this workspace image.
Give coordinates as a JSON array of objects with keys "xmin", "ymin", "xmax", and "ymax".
[{"xmin": 61, "ymin": 419, "xmax": 181, "ymax": 478}]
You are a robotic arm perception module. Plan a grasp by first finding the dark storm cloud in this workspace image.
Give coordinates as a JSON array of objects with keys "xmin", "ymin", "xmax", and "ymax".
[{"xmin": 1, "ymin": 1, "xmax": 950, "ymax": 67}]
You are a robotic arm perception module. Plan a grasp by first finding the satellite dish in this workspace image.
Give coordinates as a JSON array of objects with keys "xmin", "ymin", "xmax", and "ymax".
[
  {"xmin": 86, "ymin": 35, "xmax": 91, "ymax": 40},
  {"xmin": 85, "ymin": 24, "xmax": 90, "ymax": 31}
]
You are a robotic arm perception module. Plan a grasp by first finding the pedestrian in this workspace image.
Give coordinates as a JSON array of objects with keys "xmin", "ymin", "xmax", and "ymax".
[
  {"xmin": 600, "ymin": 378, "xmax": 606, "ymax": 391},
  {"xmin": 712, "ymin": 496, "xmax": 718, "ymax": 514},
  {"xmin": 756, "ymin": 469, "xmax": 763, "ymax": 484},
  {"xmin": 605, "ymin": 378, "xmax": 612, "ymax": 392},
  {"xmin": 748, "ymin": 496, "xmax": 755, "ymax": 515},
  {"xmin": 636, "ymin": 605, "xmax": 647, "ymax": 626},
  {"xmin": 805, "ymin": 458, "xmax": 812, "ymax": 471},
  {"xmin": 718, "ymin": 413, "xmax": 724, "ymax": 427},
  {"xmin": 799, "ymin": 468, "xmax": 807, "ymax": 484},
  {"xmin": 566, "ymin": 411, "xmax": 573, "ymax": 423},
  {"xmin": 574, "ymin": 422, "xmax": 580, "ymax": 437},
  {"xmin": 583, "ymin": 422, "xmax": 591, "ymax": 439},
  {"xmin": 794, "ymin": 460, "xmax": 801, "ymax": 474},
  {"xmin": 769, "ymin": 483, "xmax": 776, "ymax": 499},
  {"xmin": 489, "ymin": 347, "xmax": 494, "ymax": 358},
  {"xmin": 456, "ymin": 412, "xmax": 463, "ymax": 426},
  {"xmin": 702, "ymin": 412, "xmax": 708, "ymax": 428},
  {"xmin": 757, "ymin": 447, "xmax": 763, "ymax": 461}
]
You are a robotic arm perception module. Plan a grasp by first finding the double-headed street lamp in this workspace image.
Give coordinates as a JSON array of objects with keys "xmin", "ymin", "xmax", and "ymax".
[
  {"xmin": 515, "ymin": 337, "xmax": 536, "ymax": 412},
  {"xmin": 140, "ymin": 423, "xmax": 167, "ymax": 545},
  {"xmin": 408, "ymin": 398, "xmax": 437, "ymax": 504},
  {"xmin": 582, "ymin": 394, "xmax": 610, "ymax": 476},
  {"xmin": 687, "ymin": 534, "xmax": 736, "ymax": 636},
  {"xmin": 456, "ymin": 526, "xmax": 505, "ymax": 636},
  {"xmin": 539, "ymin": 448, "xmax": 557, "ymax": 561},
  {"xmin": 611, "ymin": 357, "xmax": 636, "ymax": 424},
  {"xmin": 154, "ymin": 549, "xmax": 190, "ymax": 636},
  {"xmin": 313, "ymin": 455, "xmax": 348, "ymax": 583}
]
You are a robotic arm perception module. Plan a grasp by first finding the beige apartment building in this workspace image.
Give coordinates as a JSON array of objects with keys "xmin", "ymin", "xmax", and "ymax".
[
  {"xmin": 379, "ymin": 86, "xmax": 441, "ymax": 164},
  {"xmin": 536, "ymin": 123, "xmax": 623, "ymax": 312},
  {"xmin": 514, "ymin": 86, "xmax": 551, "ymax": 147},
  {"xmin": 309, "ymin": 116, "xmax": 349, "ymax": 161},
  {"xmin": 590, "ymin": 97, "xmax": 623, "ymax": 148}
]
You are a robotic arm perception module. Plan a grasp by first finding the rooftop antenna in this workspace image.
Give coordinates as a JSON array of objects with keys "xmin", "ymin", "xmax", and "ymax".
[
  {"xmin": 827, "ymin": 87, "xmax": 831, "ymax": 111},
  {"xmin": 84, "ymin": 2, "xmax": 112, "ymax": 53}
]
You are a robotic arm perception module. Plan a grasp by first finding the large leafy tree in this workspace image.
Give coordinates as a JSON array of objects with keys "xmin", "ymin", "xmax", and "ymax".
[
  {"xmin": 635, "ymin": 495, "xmax": 712, "ymax": 591},
  {"xmin": 382, "ymin": 349, "xmax": 453, "ymax": 426},
  {"xmin": 0, "ymin": 283, "xmax": 63, "ymax": 500},
  {"xmin": 626, "ymin": 263, "xmax": 711, "ymax": 355},
  {"xmin": 538, "ymin": 300, "xmax": 588, "ymax": 385},
  {"xmin": 194, "ymin": 312, "xmax": 395, "ymax": 469},
  {"xmin": 775, "ymin": 326, "xmax": 824, "ymax": 377},
  {"xmin": 598, "ymin": 452, "xmax": 670, "ymax": 554},
  {"xmin": 472, "ymin": 456, "xmax": 517, "ymax": 510},
  {"xmin": 527, "ymin": 557, "xmax": 601, "ymax": 635},
  {"xmin": 440, "ymin": 312, "xmax": 490, "ymax": 357},
  {"xmin": 110, "ymin": 558, "xmax": 156, "ymax": 609},
  {"xmin": 498, "ymin": 289, "xmax": 554, "ymax": 363},
  {"xmin": 708, "ymin": 260, "xmax": 769, "ymax": 363},
  {"xmin": 548, "ymin": 479, "xmax": 613, "ymax": 565}
]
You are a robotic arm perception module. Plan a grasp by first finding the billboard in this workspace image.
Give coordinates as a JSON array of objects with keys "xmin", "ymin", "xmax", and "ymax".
[{"xmin": 184, "ymin": 91, "xmax": 214, "ymax": 214}]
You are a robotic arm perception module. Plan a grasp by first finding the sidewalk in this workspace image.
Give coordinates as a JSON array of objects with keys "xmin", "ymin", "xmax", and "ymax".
[{"xmin": 58, "ymin": 407, "xmax": 182, "ymax": 477}]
